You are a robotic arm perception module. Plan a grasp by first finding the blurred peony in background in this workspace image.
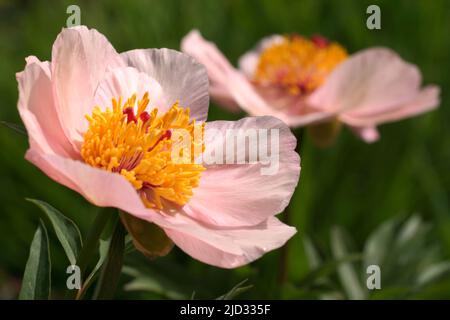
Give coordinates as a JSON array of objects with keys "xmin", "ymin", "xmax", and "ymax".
[{"xmin": 0, "ymin": 0, "xmax": 449, "ymax": 299}]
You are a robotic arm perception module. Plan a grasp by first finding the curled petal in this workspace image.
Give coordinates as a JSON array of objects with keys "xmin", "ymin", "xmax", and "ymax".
[
  {"xmin": 165, "ymin": 217, "xmax": 296, "ymax": 268},
  {"xmin": 121, "ymin": 48, "xmax": 209, "ymax": 121},
  {"xmin": 185, "ymin": 116, "xmax": 300, "ymax": 227},
  {"xmin": 181, "ymin": 30, "xmax": 238, "ymax": 112},
  {"xmin": 341, "ymin": 85, "xmax": 440, "ymax": 127},
  {"xmin": 17, "ymin": 58, "xmax": 77, "ymax": 158},
  {"xmin": 238, "ymin": 34, "xmax": 284, "ymax": 78},
  {"xmin": 52, "ymin": 26, "xmax": 125, "ymax": 148},
  {"xmin": 93, "ymin": 67, "xmax": 164, "ymax": 111},
  {"xmin": 182, "ymin": 31, "xmax": 330, "ymax": 126},
  {"xmin": 26, "ymin": 149, "xmax": 296, "ymax": 268},
  {"xmin": 309, "ymin": 47, "xmax": 436, "ymax": 116},
  {"xmin": 349, "ymin": 126, "xmax": 380, "ymax": 143}
]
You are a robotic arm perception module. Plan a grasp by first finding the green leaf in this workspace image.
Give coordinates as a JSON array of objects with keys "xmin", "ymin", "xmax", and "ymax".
[
  {"xmin": 19, "ymin": 220, "xmax": 51, "ymax": 300},
  {"xmin": 363, "ymin": 217, "xmax": 397, "ymax": 269},
  {"xmin": 27, "ymin": 199, "xmax": 82, "ymax": 266},
  {"xmin": 216, "ymin": 279, "xmax": 253, "ymax": 300},
  {"xmin": 93, "ymin": 220, "xmax": 126, "ymax": 299},
  {"xmin": 120, "ymin": 212, "xmax": 173, "ymax": 258},
  {"xmin": 0, "ymin": 120, "xmax": 27, "ymax": 136},
  {"xmin": 303, "ymin": 235, "xmax": 323, "ymax": 269},
  {"xmin": 77, "ymin": 239, "xmax": 110, "ymax": 299},
  {"xmin": 296, "ymin": 254, "xmax": 362, "ymax": 288},
  {"xmin": 123, "ymin": 266, "xmax": 188, "ymax": 300},
  {"xmin": 331, "ymin": 226, "xmax": 366, "ymax": 300},
  {"xmin": 395, "ymin": 215, "xmax": 423, "ymax": 249},
  {"xmin": 416, "ymin": 261, "xmax": 450, "ymax": 287}
]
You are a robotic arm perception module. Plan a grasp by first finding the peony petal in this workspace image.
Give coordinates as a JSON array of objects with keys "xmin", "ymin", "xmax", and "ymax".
[
  {"xmin": 121, "ymin": 48, "xmax": 209, "ymax": 121},
  {"xmin": 341, "ymin": 85, "xmax": 440, "ymax": 127},
  {"xmin": 238, "ymin": 34, "xmax": 284, "ymax": 78},
  {"xmin": 222, "ymin": 69, "xmax": 295, "ymax": 120},
  {"xmin": 185, "ymin": 116, "xmax": 300, "ymax": 227},
  {"xmin": 181, "ymin": 30, "xmax": 327, "ymax": 126},
  {"xmin": 93, "ymin": 67, "xmax": 164, "ymax": 111},
  {"xmin": 349, "ymin": 126, "xmax": 380, "ymax": 143},
  {"xmin": 17, "ymin": 57, "xmax": 78, "ymax": 158},
  {"xmin": 182, "ymin": 30, "xmax": 273, "ymax": 116},
  {"xmin": 52, "ymin": 26, "xmax": 125, "ymax": 148},
  {"xmin": 209, "ymin": 84, "xmax": 241, "ymax": 112},
  {"xmin": 286, "ymin": 111, "xmax": 337, "ymax": 127},
  {"xmin": 181, "ymin": 30, "xmax": 238, "ymax": 113},
  {"xmin": 309, "ymin": 48, "xmax": 423, "ymax": 115},
  {"xmin": 26, "ymin": 148, "xmax": 296, "ymax": 268},
  {"xmin": 237, "ymin": 50, "xmax": 259, "ymax": 80},
  {"xmin": 165, "ymin": 217, "xmax": 296, "ymax": 268}
]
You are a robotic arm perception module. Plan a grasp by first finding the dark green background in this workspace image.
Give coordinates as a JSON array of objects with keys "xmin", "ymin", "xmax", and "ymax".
[{"xmin": 0, "ymin": 0, "xmax": 449, "ymax": 299}]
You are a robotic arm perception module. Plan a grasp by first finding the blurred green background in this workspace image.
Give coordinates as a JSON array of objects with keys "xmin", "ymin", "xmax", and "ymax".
[{"xmin": 0, "ymin": 0, "xmax": 449, "ymax": 299}]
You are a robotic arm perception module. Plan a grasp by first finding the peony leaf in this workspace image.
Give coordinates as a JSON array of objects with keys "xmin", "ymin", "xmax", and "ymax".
[
  {"xmin": 416, "ymin": 261, "xmax": 450, "ymax": 287},
  {"xmin": 363, "ymin": 217, "xmax": 397, "ymax": 270},
  {"xmin": 19, "ymin": 220, "xmax": 51, "ymax": 300},
  {"xmin": 216, "ymin": 279, "xmax": 253, "ymax": 300},
  {"xmin": 331, "ymin": 226, "xmax": 366, "ymax": 300},
  {"xmin": 0, "ymin": 120, "xmax": 27, "ymax": 136},
  {"xmin": 303, "ymin": 235, "xmax": 323, "ymax": 269},
  {"xmin": 123, "ymin": 266, "xmax": 188, "ymax": 300},
  {"xmin": 27, "ymin": 199, "xmax": 82, "ymax": 266}
]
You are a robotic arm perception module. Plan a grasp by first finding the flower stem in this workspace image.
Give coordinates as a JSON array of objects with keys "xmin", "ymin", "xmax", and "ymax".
[
  {"xmin": 93, "ymin": 218, "xmax": 126, "ymax": 299},
  {"xmin": 277, "ymin": 204, "xmax": 291, "ymax": 285},
  {"xmin": 277, "ymin": 128, "xmax": 304, "ymax": 285},
  {"xmin": 66, "ymin": 207, "xmax": 113, "ymax": 299},
  {"xmin": 78, "ymin": 208, "xmax": 114, "ymax": 277}
]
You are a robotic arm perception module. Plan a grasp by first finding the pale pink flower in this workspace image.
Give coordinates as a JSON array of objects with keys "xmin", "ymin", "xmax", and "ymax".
[
  {"xmin": 17, "ymin": 26, "xmax": 300, "ymax": 268},
  {"xmin": 181, "ymin": 31, "xmax": 440, "ymax": 142}
]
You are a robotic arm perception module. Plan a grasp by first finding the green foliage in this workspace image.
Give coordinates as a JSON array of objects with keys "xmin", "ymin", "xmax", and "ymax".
[
  {"xmin": 18, "ymin": 220, "xmax": 51, "ymax": 300},
  {"xmin": 298, "ymin": 215, "xmax": 450, "ymax": 299},
  {"xmin": 27, "ymin": 199, "xmax": 82, "ymax": 266},
  {"xmin": 93, "ymin": 220, "xmax": 126, "ymax": 299},
  {"xmin": 0, "ymin": 0, "xmax": 449, "ymax": 299},
  {"xmin": 216, "ymin": 280, "xmax": 253, "ymax": 300}
]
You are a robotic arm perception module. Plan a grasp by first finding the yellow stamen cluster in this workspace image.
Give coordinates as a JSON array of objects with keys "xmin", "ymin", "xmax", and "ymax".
[
  {"xmin": 81, "ymin": 92, "xmax": 205, "ymax": 209},
  {"xmin": 254, "ymin": 35, "xmax": 348, "ymax": 95}
]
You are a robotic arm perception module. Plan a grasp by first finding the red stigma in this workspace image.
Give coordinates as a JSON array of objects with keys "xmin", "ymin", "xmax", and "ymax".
[
  {"xmin": 139, "ymin": 111, "xmax": 150, "ymax": 123},
  {"xmin": 161, "ymin": 130, "xmax": 172, "ymax": 140},
  {"xmin": 148, "ymin": 130, "xmax": 172, "ymax": 152},
  {"xmin": 123, "ymin": 107, "xmax": 137, "ymax": 123},
  {"xmin": 311, "ymin": 35, "xmax": 329, "ymax": 48}
]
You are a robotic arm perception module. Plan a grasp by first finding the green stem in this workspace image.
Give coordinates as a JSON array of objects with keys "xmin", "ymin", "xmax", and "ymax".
[
  {"xmin": 66, "ymin": 207, "xmax": 113, "ymax": 299},
  {"xmin": 78, "ymin": 208, "xmax": 114, "ymax": 277},
  {"xmin": 93, "ymin": 218, "xmax": 126, "ymax": 300},
  {"xmin": 277, "ymin": 128, "xmax": 304, "ymax": 285},
  {"xmin": 277, "ymin": 205, "xmax": 291, "ymax": 285}
]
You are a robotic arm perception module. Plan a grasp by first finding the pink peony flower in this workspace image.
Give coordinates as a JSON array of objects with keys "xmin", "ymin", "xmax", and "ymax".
[
  {"xmin": 181, "ymin": 31, "xmax": 440, "ymax": 143},
  {"xmin": 17, "ymin": 26, "xmax": 300, "ymax": 268}
]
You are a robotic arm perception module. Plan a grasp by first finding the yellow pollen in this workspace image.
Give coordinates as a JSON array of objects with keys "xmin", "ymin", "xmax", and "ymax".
[
  {"xmin": 254, "ymin": 35, "xmax": 348, "ymax": 95},
  {"xmin": 81, "ymin": 92, "xmax": 205, "ymax": 210}
]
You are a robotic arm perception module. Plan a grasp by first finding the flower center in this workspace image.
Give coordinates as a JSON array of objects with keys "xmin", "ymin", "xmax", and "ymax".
[
  {"xmin": 81, "ymin": 92, "xmax": 205, "ymax": 209},
  {"xmin": 254, "ymin": 34, "xmax": 348, "ymax": 95}
]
